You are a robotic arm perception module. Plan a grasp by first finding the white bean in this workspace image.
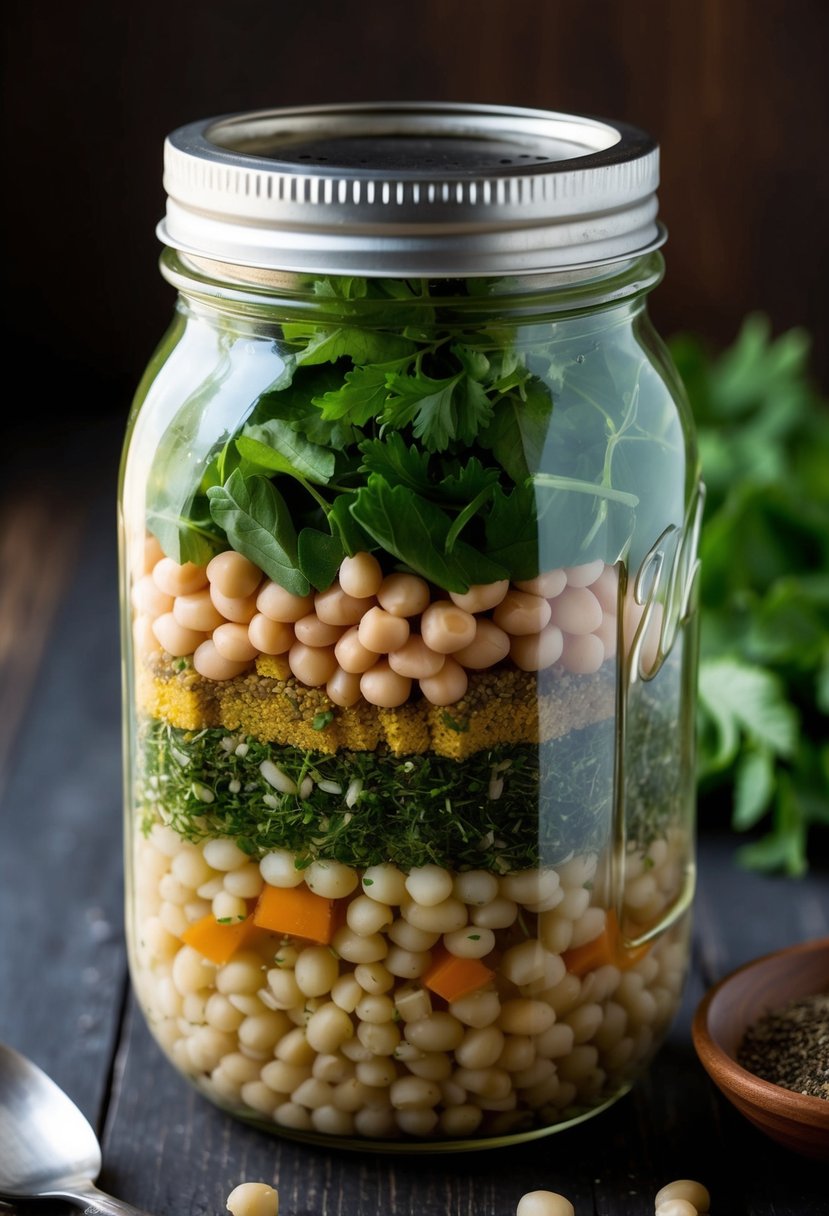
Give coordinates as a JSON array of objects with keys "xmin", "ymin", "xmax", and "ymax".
[
  {"xmin": 418, "ymin": 658, "xmax": 468, "ymax": 706},
  {"xmin": 152, "ymin": 613, "xmax": 206, "ymax": 657},
  {"xmin": 153, "ymin": 558, "xmax": 208, "ymax": 598},
  {"xmin": 338, "ymin": 552, "xmax": 383, "ymax": 599},
  {"xmin": 452, "ymin": 619, "xmax": 511, "ymax": 669},
  {"xmin": 389, "ymin": 1076, "xmax": 442, "ymax": 1110},
  {"xmin": 315, "ymin": 583, "xmax": 368, "ymax": 626},
  {"xmin": 358, "ymin": 606, "xmax": 410, "ymax": 653},
  {"xmin": 362, "ymin": 863, "xmax": 407, "ymax": 905},
  {"xmin": 420, "ymin": 601, "xmax": 477, "ymax": 654},
  {"xmin": 248, "ymin": 613, "xmax": 293, "ymax": 655},
  {"xmin": 509, "ymin": 624, "xmax": 564, "ymax": 672},
  {"xmin": 347, "ymin": 895, "xmax": 394, "ymax": 936},
  {"xmin": 453, "ymin": 870, "xmax": 499, "ymax": 906},
  {"xmin": 305, "ymin": 860, "xmax": 358, "ymax": 899},
  {"xmin": 387, "ymin": 635, "xmax": 446, "ymax": 679},
  {"xmin": 449, "ymin": 580, "xmax": 509, "ymax": 612},
  {"xmin": 514, "ymin": 569, "xmax": 568, "ymax": 598},
  {"xmin": 193, "ymin": 639, "xmax": 251, "ymax": 680},
  {"xmin": 226, "ymin": 1183, "xmax": 279, "ymax": 1216},
  {"xmin": 377, "ymin": 574, "xmax": 430, "ymax": 617},
  {"xmin": 443, "ymin": 927, "xmax": 495, "ymax": 959},
  {"xmin": 360, "ymin": 660, "xmax": 412, "ymax": 707},
  {"xmin": 256, "ymin": 582, "xmax": 314, "ymax": 623},
  {"xmin": 259, "ymin": 849, "xmax": 304, "ymax": 888},
  {"xmin": 294, "ymin": 945, "xmax": 339, "ymax": 997},
  {"xmin": 404, "ymin": 864, "xmax": 454, "ymax": 907},
  {"xmin": 654, "ymin": 1181, "xmax": 710, "ymax": 1212},
  {"xmin": 334, "ymin": 626, "xmax": 378, "ymax": 673},
  {"xmin": 493, "ymin": 590, "xmax": 551, "ymax": 636},
  {"xmin": 305, "ymin": 1003, "xmax": 355, "ymax": 1053},
  {"xmin": 548, "ymin": 585, "xmax": 603, "ymax": 635}
]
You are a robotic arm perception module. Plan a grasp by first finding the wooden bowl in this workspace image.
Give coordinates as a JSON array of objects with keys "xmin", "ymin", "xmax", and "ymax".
[{"xmin": 692, "ymin": 936, "xmax": 829, "ymax": 1159}]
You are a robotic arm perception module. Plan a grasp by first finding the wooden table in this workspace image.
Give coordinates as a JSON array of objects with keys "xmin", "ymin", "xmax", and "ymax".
[{"xmin": 1, "ymin": 425, "xmax": 827, "ymax": 1215}]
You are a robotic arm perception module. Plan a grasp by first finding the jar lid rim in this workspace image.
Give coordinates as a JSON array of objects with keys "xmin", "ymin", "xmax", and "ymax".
[{"xmin": 159, "ymin": 101, "xmax": 664, "ymax": 276}]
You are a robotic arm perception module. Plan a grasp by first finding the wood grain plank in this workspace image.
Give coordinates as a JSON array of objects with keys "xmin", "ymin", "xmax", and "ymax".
[
  {"xmin": 0, "ymin": 477, "xmax": 127, "ymax": 1128},
  {"xmin": 0, "ymin": 488, "xmax": 85, "ymax": 801}
]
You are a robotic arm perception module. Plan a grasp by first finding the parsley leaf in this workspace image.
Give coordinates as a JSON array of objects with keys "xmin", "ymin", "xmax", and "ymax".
[{"xmin": 312, "ymin": 365, "xmax": 390, "ymax": 426}]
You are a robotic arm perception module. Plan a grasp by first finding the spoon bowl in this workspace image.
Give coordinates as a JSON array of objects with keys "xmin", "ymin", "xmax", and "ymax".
[{"xmin": 0, "ymin": 1042, "xmax": 151, "ymax": 1216}]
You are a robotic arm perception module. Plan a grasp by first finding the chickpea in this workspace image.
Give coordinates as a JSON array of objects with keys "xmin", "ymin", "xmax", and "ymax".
[
  {"xmin": 247, "ymin": 613, "xmax": 293, "ymax": 655},
  {"xmin": 153, "ymin": 557, "xmax": 208, "ymax": 598},
  {"xmin": 132, "ymin": 574, "xmax": 174, "ymax": 618},
  {"xmin": 493, "ymin": 590, "xmax": 552, "ymax": 636},
  {"xmin": 256, "ymin": 581, "xmax": 314, "ymax": 623},
  {"xmin": 360, "ymin": 660, "xmax": 412, "ymax": 707},
  {"xmin": 210, "ymin": 584, "xmax": 259, "ymax": 624},
  {"xmin": 293, "ymin": 614, "xmax": 344, "ymax": 647},
  {"xmin": 655, "ymin": 1203, "xmax": 698, "ymax": 1216},
  {"xmin": 314, "ymin": 583, "xmax": 368, "ymax": 626},
  {"xmin": 332, "ymin": 625, "xmax": 375, "ymax": 674},
  {"xmin": 358, "ymin": 606, "xmax": 410, "ymax": 654},
  {"xmin": 419, "ymin": 657, "xmax": 468, "ymax": 706},
  {"xmin": 448, "ymin": 579, "xmax": 509, "ymax": 613},
  {"xmin": 420, "ymin": 601, "xmax": 477, "ymax": 654},
  {"xmin": 453, "ymin": 619, "xmax": 510, "ymax": 669},
  {"xmin": 213, "ymin": 622, "xmax": 259, "ymax": 662},
  {"xmin": 326, "ymin": 667, "xmax": 363, "ymax": 707},
  {"xmin": 560, "ymin": 632, "xmax": 605, "ymax": 674},
  {"xmin": 338, "ymin": 551, "xmax": 383, "ymax": 598},
  {"xmin": 387, "ymin": 635, "xmax": 446, "ymax": 679},
  {"xmin": 152, "ymin": 613, "xmax": 205, "ymax": 657},
  {"xmin": 510, "ymin": 624, "xmax": 564, "ymax": 671},
  {"xmin": 288, "ymin": 642, "xmax": 338, "ymax": 686},
  {"xmin": 514, "ymin": 569, "xmax": 567, "ymax": 598},
  {"xmin": 548, "ymin": 585, "xmax": 603, "ymax": 635},
  {"xmin": 375, "ymin": 572, "xmax": 430, "ymax": 618},
  {"xmin": 173, "ymin": 588, "xmax": 225, "ymax": 633}
]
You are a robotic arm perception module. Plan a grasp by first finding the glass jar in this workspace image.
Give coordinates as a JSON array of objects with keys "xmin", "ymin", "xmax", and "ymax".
[{"xmin": 120, "ymin": 103, "xmax": 701, "ymax": 1149}]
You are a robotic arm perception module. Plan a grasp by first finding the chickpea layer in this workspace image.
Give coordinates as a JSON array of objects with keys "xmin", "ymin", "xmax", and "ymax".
[
  {"xmin": 133, "ymin": 823, "xmax": 688, "ymax": 1143},
  {"xmin": 135, "ymin": 547, "xmax": 648, "ymax": 705}
]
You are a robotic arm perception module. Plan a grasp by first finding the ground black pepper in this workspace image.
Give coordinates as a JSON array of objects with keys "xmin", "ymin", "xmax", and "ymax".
[{"xmin": 737, "ymin": 992, "xmax": 829, "ymax": 1099}]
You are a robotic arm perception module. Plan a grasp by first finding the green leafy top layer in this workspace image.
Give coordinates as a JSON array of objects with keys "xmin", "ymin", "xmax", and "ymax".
[{"xmin": 147, "ymin": 276, "xmax": 686, "ymax": 594}]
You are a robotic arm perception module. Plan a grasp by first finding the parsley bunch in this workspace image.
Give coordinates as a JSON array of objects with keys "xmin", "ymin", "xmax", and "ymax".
[
  {"xmin": 147, "ymin": 274, "xmax": 684, "ymax": 593},
  {"xmin": 671, "ymin": 316, "xmax": 829, "ymax": 873}
]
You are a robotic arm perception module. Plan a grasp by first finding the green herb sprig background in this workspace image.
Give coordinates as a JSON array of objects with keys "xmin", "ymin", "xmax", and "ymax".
[{"xmin": 670, "ymin": 316, "xmax": 829, "ymax": 875}]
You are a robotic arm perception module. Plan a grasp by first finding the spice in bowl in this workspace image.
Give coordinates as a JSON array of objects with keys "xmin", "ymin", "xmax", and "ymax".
[{"xmin": 737, "ymin": 991, "xmax": 829, "ymax": 1099}]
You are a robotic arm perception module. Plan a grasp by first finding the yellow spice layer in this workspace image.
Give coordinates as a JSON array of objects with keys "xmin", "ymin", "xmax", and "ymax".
[{"xmin": 137, "ymin": 655, "xmax": 615, "ymax": 759}]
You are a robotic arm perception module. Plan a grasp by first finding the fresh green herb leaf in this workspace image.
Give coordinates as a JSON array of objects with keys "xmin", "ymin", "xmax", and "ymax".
[
  {"xmin": 207, "ymin": 469, "xmax": 309, "ymax": 595},
  {"xmin": 484, "ymin": 483, "xmax": 539, "ymax": 581},
  {"xmin": 350, "ymin": 475, "xmax": 509, "ymax": 593},
  {"xmin": 297, "ymin": 528, "xmax": 345, "ymax": 592},
  {"xmin": 328, "ymin": 494, "xmax": 375, "ymax": 557},
  {"xmin": 312, "ymin": 711, "xmax": 334, "ymax": 731},
  {"xmin": 312, "ymin": 365, "xmax": 390, "ymax": 426},
  {"xmin": 479, "ymin": 377, "xmax": 554, "ymax": 481},
  {"xmin": 293, "ymin": 327, "xmax": 416, "ymax": 367},
  {"xmin": 732, "ymin": 748, "xmax": 776, "ymax": 830},
  {"xmin": 236, "ymin": 420, "xmax": 336, "ymax": 485}
]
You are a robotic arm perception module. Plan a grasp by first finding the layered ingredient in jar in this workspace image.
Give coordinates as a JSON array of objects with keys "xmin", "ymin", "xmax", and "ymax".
[
  {"xmin": 130, "ymin": 538, "xmax": 688, "ymax": 1141},
  {"xmin": 126, "ymin": 275, "xmax": 693, "ymax": 1142}
]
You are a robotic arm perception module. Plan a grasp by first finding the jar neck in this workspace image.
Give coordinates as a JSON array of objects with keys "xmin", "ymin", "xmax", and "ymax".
[{"xmin": 160, "ymin": 248, "xmax": 664, "ymax": 328}]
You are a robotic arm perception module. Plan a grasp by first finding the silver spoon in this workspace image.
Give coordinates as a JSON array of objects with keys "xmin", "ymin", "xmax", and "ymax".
[{"xmin": 0, "ymin": 1042, "xmax": 152, "ymax": 1216}]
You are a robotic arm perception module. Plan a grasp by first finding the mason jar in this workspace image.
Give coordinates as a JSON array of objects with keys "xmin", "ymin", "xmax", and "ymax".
[{"xmin": 120, "ymin": 102, "xmax": 702, "ymax": 1149}]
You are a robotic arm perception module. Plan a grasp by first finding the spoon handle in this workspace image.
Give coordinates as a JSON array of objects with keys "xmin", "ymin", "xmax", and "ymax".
[{"xmin": 57, "ymin": 1183, "xmax": 156, "ymax": 1216}]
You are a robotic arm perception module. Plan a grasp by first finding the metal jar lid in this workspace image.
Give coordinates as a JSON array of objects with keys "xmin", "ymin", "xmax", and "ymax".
[{"xmin": 158, "ymin": 101, "xmax": 664, "ymax": 277}]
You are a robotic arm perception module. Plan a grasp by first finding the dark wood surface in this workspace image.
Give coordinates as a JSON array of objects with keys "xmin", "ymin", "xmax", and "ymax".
[{"xmin": 1, "ymin": 433, "xmax": 828, "ymax": 1215}]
